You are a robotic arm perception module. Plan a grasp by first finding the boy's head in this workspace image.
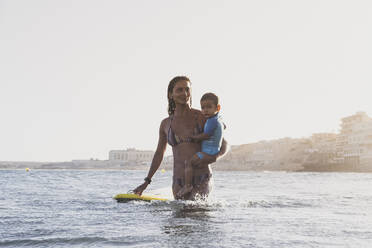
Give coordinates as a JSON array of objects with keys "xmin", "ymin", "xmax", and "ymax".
[{"xmin": 200, "ymin": 92, "xmax": 221, "ymax": 118}]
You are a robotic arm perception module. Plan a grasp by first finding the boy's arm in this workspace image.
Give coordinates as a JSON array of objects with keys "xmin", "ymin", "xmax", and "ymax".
[
  {"xmin": 189, "ymin": 117, "xmax": 216, "ymax": 142},
  {"xmin": 190, "ymin": 132, "xmax": 210, "ymax": 142}
]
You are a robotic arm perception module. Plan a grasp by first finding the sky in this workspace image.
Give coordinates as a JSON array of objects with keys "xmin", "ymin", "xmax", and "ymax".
[{"xmin": 0, "ymin": 0, "xmax": 371, "ymax": 162}]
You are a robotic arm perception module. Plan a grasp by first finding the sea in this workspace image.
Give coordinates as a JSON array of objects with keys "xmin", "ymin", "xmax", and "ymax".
[{"xmin": 1, "ymin": 169, "xmax": 372, "ymax": 248}]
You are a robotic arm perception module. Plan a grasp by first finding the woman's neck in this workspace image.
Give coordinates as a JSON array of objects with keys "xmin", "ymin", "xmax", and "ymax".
[{"xmin": 174, "ymin": 103, "xmax": 191, "ymax": 116}]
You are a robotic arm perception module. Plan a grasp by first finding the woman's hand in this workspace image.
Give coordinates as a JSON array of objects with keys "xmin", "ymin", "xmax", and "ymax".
[
  {"xmin": 192, "ymin": 153, "xmax": 217, "ymax": 168},
  {"xmin": 192, "ymin": 138, "xmax": 229, "ymax": 168},
  {"xmin": 133, "ymin": 182, "xmax": 148, "ymax": 196}
]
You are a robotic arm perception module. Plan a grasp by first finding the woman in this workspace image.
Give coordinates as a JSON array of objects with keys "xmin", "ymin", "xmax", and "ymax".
[{"xmin": 133, "ymin": 76, "xmax": 227, "ymax": 200}]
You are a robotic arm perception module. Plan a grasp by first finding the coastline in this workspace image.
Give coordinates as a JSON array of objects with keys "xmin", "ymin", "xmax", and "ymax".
[{"xmin": 1, "ymin": 160, "xmax": 372, "ymax": 173}]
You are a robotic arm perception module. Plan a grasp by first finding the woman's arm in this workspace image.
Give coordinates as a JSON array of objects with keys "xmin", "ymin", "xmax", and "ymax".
[
  {"xmin": 133, "ymin": 119, "xmax": 168, "ymax": 195},
  {"xmin": 216, "ymin": 138, "xmax": 229, "ymax": 161}
]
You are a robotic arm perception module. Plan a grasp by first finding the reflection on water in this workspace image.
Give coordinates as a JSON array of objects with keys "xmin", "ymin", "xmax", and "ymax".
[
  {"xmin": 162, "ymin": 201, "xmax": 214, "ymax": 235},
  {"xmin": 172, "ymin": 203, "xmax": 213, "ymax": 219},
  {"xmin": 158, "ymin": 200, "xmax": 227, "ymax": 247}
]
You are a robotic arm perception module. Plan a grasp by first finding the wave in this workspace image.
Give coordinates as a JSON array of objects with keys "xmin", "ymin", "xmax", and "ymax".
[
  {"xmin": 121, "ymin": 196, "xmax": 315, "ymax": 211},
  {"xmin": 0, "ymin": 237, "xmax": 107, "ymax": 247}
]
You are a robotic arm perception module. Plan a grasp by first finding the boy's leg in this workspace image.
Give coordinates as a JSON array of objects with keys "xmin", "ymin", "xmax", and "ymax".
[
  {"xmin": 177, "ymin": 153, "xmax": 201, "ymax": 197},
  {"xmin": 184, "ymin": 155, "xmax": 196, "ymax": 187},
  {"xmin": 191, "ymin": 152, "xmax": 211, "ymax": 168}
]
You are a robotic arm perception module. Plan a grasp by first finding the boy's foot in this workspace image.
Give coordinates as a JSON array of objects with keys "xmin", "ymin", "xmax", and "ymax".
[{"xmin": 177, "ymin": 185, "xmax": 194, "ymax": 198}]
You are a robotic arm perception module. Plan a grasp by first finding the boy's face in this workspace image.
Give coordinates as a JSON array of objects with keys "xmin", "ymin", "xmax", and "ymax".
[{"xmin": 200, "ymin": 99, "xmax": 220, "ymax": 118}]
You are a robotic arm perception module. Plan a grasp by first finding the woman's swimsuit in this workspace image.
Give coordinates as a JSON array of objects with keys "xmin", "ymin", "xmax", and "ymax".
[
  {"xmin": 167, "ymin": 113, "xmax": 211, "ymax": 189},
  {"xmin": 167, "ymin": 115, "xmax": 182, "ymax": 147},
  {"xmin": 167, "ymin": 114, "xmax": 203, "ymax": 147},
  {"xmin": 175, "ymin": 173, "xmax": 212, "ymax": 188}
]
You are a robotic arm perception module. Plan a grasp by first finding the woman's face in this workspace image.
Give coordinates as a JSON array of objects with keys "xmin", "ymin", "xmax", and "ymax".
[{"xmin": 171, "ymin": 80, "xmax": 191, "ymax": 105}]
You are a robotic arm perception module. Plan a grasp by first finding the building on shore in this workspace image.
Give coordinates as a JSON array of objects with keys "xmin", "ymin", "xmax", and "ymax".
[
  {"xmin": 310, "ymin": 133, "xmax": 337, "ymax": 153},
  {"xmin": 217, "ymin": 137, "xmax": 312, "ymax": 171},
  {"xmin": 336, "ymin": 112, "xmax": 372, "ymax": 169},
  {"xmin": 300, "ymin": 133, "xmax": 338, "ymax": 168},
  {"xmin": 218, "ymin": 112, "xmax": 372, "ymax": 172},
  {"xmin": 109, "ymin": 148, "xmax": 154, "ymax": 165}
]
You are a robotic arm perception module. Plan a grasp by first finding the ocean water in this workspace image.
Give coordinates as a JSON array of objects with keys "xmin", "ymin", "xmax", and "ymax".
[{"xmin": 1, "ymin": 169, "xmax": 372, "ymax": 248}]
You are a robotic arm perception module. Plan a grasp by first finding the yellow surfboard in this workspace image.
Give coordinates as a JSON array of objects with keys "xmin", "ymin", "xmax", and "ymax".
[{"xmin": 113, "ymin": 193, "xmax": 168, "ymax": 202}]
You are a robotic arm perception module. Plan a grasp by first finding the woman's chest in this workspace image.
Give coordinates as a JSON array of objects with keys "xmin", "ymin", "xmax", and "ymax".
[{"xmin": 170, "ymin": 116, "xmax": 203, "ymax": 135}]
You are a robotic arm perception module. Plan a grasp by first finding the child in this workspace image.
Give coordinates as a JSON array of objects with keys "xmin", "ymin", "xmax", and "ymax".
[{"xmin": 177, "ymin": 92, "xmax": 225, "ymax": 198}]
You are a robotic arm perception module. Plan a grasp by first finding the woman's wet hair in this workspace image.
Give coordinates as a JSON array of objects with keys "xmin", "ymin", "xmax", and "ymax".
[
  {"xmin": 201, "ymin": 92, "xmax": 219, "ymax": 106},
  {"xmin": 167, "ymin": 76, "xmax": 191, "ymax": 115}
]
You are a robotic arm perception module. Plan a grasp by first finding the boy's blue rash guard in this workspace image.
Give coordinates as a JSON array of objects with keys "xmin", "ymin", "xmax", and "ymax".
[{"xmin": 201, "ymin": 113, "xmax": 224, "ymax": 155}]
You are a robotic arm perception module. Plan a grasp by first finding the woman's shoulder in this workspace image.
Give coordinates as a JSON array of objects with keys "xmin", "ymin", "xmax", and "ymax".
[
  {"xmin": 190, "ymin": 108, "xmax": 203, "ymax": 116},
  {"xmin": 157, "ymin": 116, "xmax": 170, "ymax": 135},
  {"xmin": 160, "ymin": 116, "xmax": 171, "ymax": 125},
  {"xmin": 191, "ymin": 108, "xmax": 206, "ymax": 122}
]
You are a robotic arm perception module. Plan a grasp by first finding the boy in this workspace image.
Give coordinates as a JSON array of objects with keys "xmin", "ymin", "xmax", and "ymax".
[{"xmin": 177, "ymin": 92, "xmax": 225, "ymax": 198}]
